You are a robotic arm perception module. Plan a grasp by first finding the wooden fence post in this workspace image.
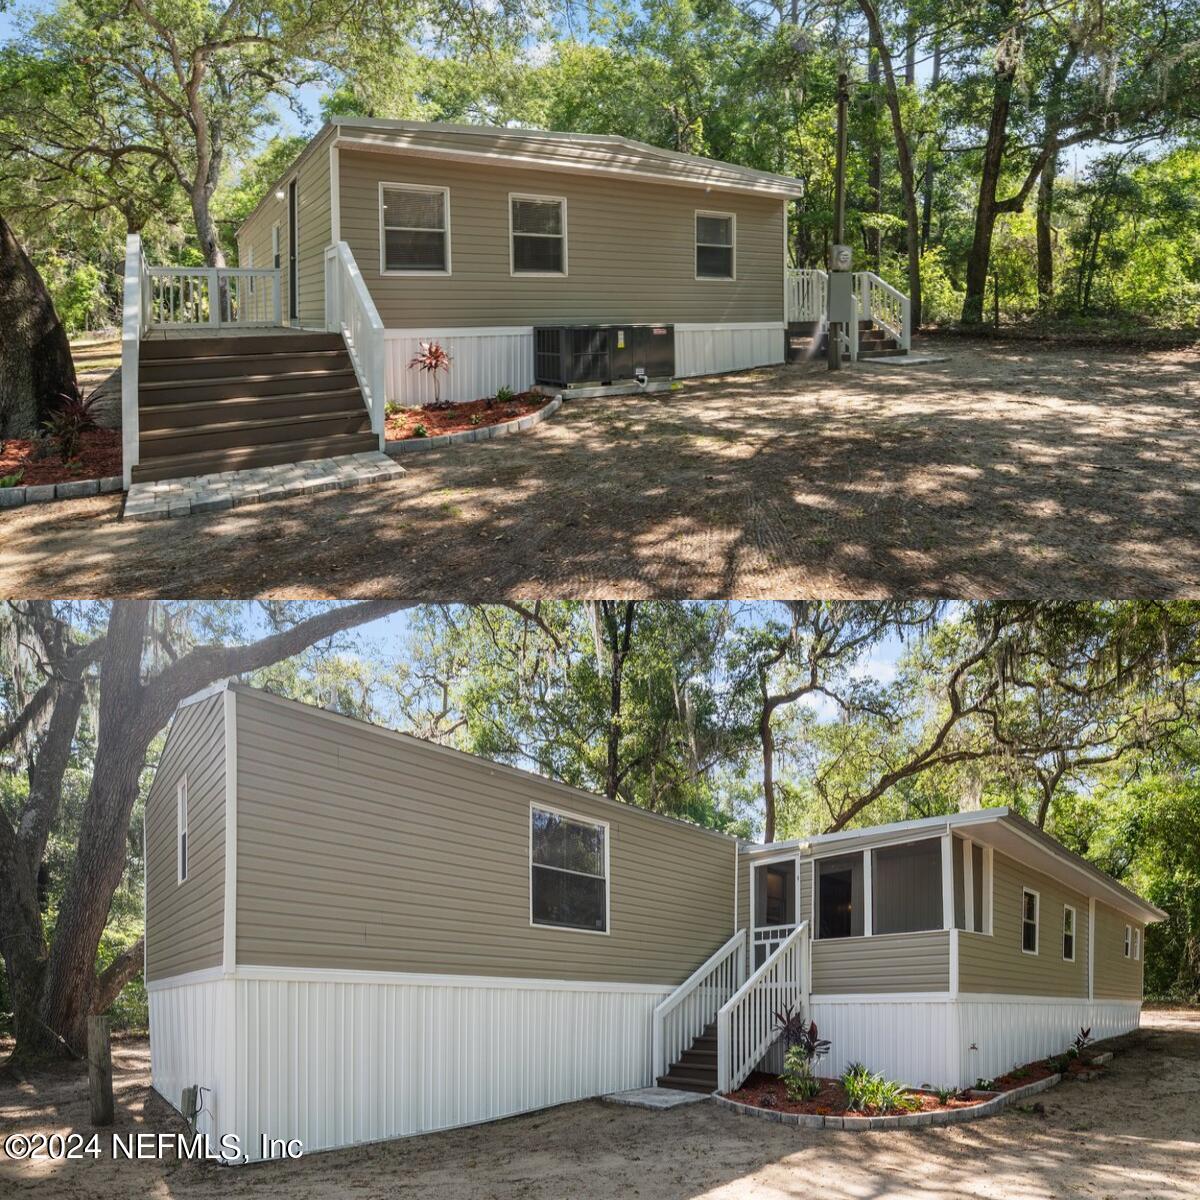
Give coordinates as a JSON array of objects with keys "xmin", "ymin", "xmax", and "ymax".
[{"xmin": 87, "ymin": 1015, "xmax": 114, "ymax": 1126}]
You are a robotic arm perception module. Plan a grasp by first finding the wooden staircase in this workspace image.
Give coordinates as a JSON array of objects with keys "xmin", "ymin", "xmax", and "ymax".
[
  {"xmin": 133, "ymin": 332, "xmax": 377, "ymax": 483},
  {"xmin": 787, "ymin": 319, "xmax": 907, "ymax": 364},
  {"xmin": 656, "ymin": 1021, "xmax": 718, "ymax": 1094}
]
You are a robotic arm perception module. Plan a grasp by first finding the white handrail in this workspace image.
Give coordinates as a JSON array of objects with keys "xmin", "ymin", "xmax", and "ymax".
[
  {"xmin": 716, "ymin": 920, "xmax": 810, "ymax": 1094},
  {"xmin": 786, "ymin": 268, "xmax": 827, "ymax": 323},
  {"xmin": 325, "ymin": 242, "xmax": 387, "ymax": 446},
  {"xmin": 855, "ymin": 271, "xmax": 911, "ymax": 351},
  {"xmin": 120, "ymin": 233, "xmax": 146, "ymax": 489},
  {"xmin": 652, "ymin": 929, "xmax": 746, "ymax": 1080}
]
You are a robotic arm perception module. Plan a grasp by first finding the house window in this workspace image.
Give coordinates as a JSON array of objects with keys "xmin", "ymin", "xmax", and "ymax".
[
  {"xmin": 177, "ymin": 777, "xmax": 188, "ymax": 884},
  {"xmin": 510, "ymin": 195, "xmax": 566, "ymax": 275},
  {"xmin": 1063, "ymin": 905, "xmax": 1076, "ymax": 962},
  {"xmin": 271, "ymin": 224, "xmax": 280, "ymax": 270},
  {"xmin": 1133, "ymin": 927, "xmax": 1141, "ymax": 960},
  {"xmin": 695, "ymin": 211, "xmax": 734, "ymax": 279},
  {"xmin": 872, "ymin": 837, "xmax": 943, "ymax": 935},
  {"xmin": 1021, "ymin": 888, "xmax": 1039, "ymax": 954},
  {"xmin": 380, "ymin": 183, "xmax": 450, "ymax": 273},
  {"xmin": 815, "ymin": 853, "xmax": 863, "ymax": 939},
  {"xmin": 531, "ymin": 805, "xmax": 607, "ymax": 932},
  {"xmin": 1124, "ymin": 925, "xmax": 1132, "ymax": 957}
]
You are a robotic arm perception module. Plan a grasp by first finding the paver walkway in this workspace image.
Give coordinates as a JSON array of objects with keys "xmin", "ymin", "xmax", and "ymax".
[
  {"xmin": 1, "ymin": 340, "xmax": 1197, "ymax": 596},
  {"xmin": 124, "ymin": 452, "xmax": 405, "ymax": 520}
]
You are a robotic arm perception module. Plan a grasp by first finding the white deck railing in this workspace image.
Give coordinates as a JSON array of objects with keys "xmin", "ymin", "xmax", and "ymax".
[
  {"xmin": 857, "ymin": 271, "xmax": 912, "ymax": 351},
  {"xmin": 717, "ymin": 920, "xmax": 810, "ymax": 1094},
  {"xmin": 325, "ymin": 242, "xmax": 386, "ymax": 446},
  {"xmin": 652, "ymin": 929, "xmax": 746, "ymax": 1081},
  {"xmin": 120, "ymin": 233, "xmax": 149, "ymax": 488},
  {"xmin": 146, "ymin": 266, "xmax": 282, "ymax": 329},
  {"xmin": 786, "ymin": 268, "xmax": 827, "ymax": 323}
]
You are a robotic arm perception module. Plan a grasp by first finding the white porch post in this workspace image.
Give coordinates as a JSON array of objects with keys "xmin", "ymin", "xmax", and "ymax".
[
  {"xmin": 963, "ymin": 838, "xmax": 975, "ymax": 931},
  {"xmin": 862, "ymin": 848, "xmax": 873, "ymax": 937},
  {"xmin": 941, "ymin": 831, "xmax": 954, "ymax": 930},
  {"xmin": 120, "ymin": 233, "xmax": 143, "ymax": 490}
]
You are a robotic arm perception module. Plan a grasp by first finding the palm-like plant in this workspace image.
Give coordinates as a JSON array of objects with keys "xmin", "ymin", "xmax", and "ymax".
[{"xmin": 408, "ymin": 340, "xmax": 453, "ymax": 407}]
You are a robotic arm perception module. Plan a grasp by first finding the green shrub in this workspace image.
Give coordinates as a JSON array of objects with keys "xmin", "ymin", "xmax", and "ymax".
[
  {"xmin": 782, "ymin": 1044, "xmax": 821, "ymax": 1101},
  {"xmin": 412, "ymin": 423, "xmax": 428, "ymax": 438},
  {"xmin": 0, "ymin": 471, "xmax": 23, "ymax": 488},
  {"xmin": 495, "ymin": 386, "xmax": 515, "ymax": 404},
  {"xmin": 840, "ymin": 1063, "xmax": 920, "ymax": 1114}
]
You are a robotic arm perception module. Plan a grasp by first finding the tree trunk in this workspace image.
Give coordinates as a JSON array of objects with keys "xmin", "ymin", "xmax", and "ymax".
[
  {"xmin": 1036, "ymin": 153, "xmax": 1057, "ymax": 310},
  {"xmin": 962, "ymin": 30, "xmax": 1018, "ymax": 323},
  {"xmin": 760, "ymin": 709, "xmax": 777, "ymax": 843},
  {"xmin": 920, "ymin": 44, "xmax": 941, "ymax": 251},
  {"xmin": 601, "ymin": 603, "xmax": 637, "ymax": 799},
  {"xmin": 867, "ymin": 48, "xmax": 882, "ymax": 270},
  {"xmin": 0, "ymin": 211, "xmax": 78, "ymax": 437}
]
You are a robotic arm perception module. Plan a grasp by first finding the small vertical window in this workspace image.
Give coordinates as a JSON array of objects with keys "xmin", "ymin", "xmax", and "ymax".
[
  {"xmin": 510, "ymin": 196, "xmax": 566, "ymax": 275},
  {"xmin": 530, "ymin": 805, "xmax": 607, "ymax": 932},
  {"xmin": 177, "ymin": 777, "xmax": 188, "ymax": 884},
  {"xmin": 1123, "ymin": 925, "xmax": 1131, "ymax": 957},
  {"xmin": 271, "ymin": 224, "xmax": 281, "ymax": 270},
  {"xmin": 1021, "ymin": 888, "xmax": 1039, "ymax": 954},
  {"xmin": 695, "ymin": 211, "xmax": 734, "ymax": 279},
  {"xmin": 381, "ymin": 184, "xmax": 450, "ymax": 273},
  {"xmin": 1063, "ymin": 905, "xmax": 1076, "ymax": 962}
]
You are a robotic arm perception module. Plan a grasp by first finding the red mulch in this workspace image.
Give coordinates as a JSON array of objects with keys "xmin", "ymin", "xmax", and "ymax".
[
  {"xmin": 725, "ymin": 1053, "xmax": 1107, "ymax": 1118},
  {"xmin": 384, "ymin": 393, "xmax": 548, "ymax": 441},
  {"xmin": 0, "ymin": 429, "xmax": 121, "ymax": 487}
]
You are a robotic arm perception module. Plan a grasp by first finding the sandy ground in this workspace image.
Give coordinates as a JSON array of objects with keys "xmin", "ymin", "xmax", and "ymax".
[
  {"xmin": 1, "ymin": 1008, "xmax": 1197, "ymax": 1199},
  {"xmin": 1, "ymin": 338, "xmax": 1198, "ymax": 598}
]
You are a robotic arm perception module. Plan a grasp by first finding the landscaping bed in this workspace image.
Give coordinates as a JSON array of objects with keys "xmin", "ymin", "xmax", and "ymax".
[
  {"xmin": 384, "ymin": 393, "xmax": 548, "ymax": 441},
  {"xmin": 0, "ymin": 428, "xmax": 121, "ymax": 488}
]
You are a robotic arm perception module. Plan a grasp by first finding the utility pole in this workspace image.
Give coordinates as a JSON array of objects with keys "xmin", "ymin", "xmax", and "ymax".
[{"xmin": 828, "ymin": 71, "xmax": 850, "ymax": 370}]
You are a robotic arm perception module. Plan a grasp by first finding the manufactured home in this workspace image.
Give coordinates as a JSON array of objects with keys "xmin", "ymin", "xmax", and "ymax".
[
  {"xmin": 146, "ymin": 684, "xmax": 1159, "ymax": 1160},
  {"xmin": 118, "ymin": 119, "xmax": 911, "ymax": 486}
]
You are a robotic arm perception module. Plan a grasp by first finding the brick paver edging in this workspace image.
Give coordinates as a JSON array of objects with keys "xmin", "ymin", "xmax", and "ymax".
[
  {"xmin": 0, "ymin": 475, "xmax": 123, "ymax": 509},
  {"xmin": 385, "ymin": 395, "xmax": 562, "ymax": 454},
  {"xmin": 711, "ymin": 1072, "xmax": 1063, "ymax": 1131}
]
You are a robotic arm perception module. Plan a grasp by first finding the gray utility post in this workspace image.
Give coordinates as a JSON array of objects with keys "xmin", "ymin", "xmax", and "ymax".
[{"xmin": 828, "ymin": 71, "xmax": 851, "ymax": 371}]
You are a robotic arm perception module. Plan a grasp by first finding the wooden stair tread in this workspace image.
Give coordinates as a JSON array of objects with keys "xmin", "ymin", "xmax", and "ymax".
[
  {"xmin": 129, "ymin": 432, "xmax": 378, "ymax": 483},
  {"xmin": 139, "ymin": 405, "xmax": 367, "ymax": 444},
  {"xmin": 141, "ymin": 367, "xmax": 354, "ymax": 391},
  {"xmin": 139, "ymin": 387, "xmax": 363, "ymax": 417}
]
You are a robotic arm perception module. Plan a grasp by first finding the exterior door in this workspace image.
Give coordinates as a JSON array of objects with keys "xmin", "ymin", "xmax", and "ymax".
[
  {"xmin": 752, "ymin": 860, "xmax": 797, "ymax": 969},
  {"xmin": 288, "ymin": 178, "xmax": 298, "ymax": 322}
]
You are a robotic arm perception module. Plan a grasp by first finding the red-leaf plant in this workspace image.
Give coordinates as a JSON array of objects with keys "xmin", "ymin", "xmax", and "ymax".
[{"xmin": 408, "ymin": 340, "xmax": 453, "ymax": 407}]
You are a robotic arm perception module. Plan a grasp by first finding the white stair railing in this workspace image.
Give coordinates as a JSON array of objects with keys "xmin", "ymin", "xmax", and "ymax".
[
  {"xmin": 717, "ymin": 920, "xmax": 810, "ymax": 1094},
  {"xmin": 855, "ymin": 271, "xmax": 912, "ymax": 351},
  {"xmin": 652, "ymin": 929, "xmax": 746, "ymax": 1080},
  {"xmin": 786, "ymin": 268, "xmax": 827, "ymax": 323},
  {"xmin": 120, "ymin": 233, "xmax": 148, "ymax": 489},
  {"xmin": 325, "ymin": 242, "xmax": 387, "ymax": 447},
  {"xmin": 145, "ymin": 266, "xmax": 282, "ymax": 329}
]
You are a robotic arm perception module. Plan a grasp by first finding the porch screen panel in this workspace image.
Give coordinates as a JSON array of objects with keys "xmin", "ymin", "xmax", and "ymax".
[
  {"xmin": 382, "ymin": 186, "xmax": 448, "ymax": 271},
  {"xmin": 816, "ymin": 853, "xmax": 863, "ymax": 939},
  {"xmin": 872, "ymin": 838, "xmax": 943, "ymax": 935},
  {"xmin": 531, "ymin": 807, "xmax": 607, "ymax": 932}
]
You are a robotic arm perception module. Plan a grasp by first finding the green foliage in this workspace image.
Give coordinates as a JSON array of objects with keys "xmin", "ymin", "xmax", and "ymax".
[
  {"xmin": 412, "ymin": 423, "xmax": 428, "ymax": 438},
  {"xmin": 782, "ymin": 1045, "xmax": 821, "ymax": 1101},
  {"xmin": 98, "ymin": 916, "xmax": 148, "ymax": 1031},
  {"xmin": 0, "ymin": 470, "xmax": 22, "ymax": 488},
  {"xmin": 495, "ymin": 387, "xmax": 515, "ymax": 404},
  {"xmin": 839, "ymin": 1063, "xmax": 920, "ymax": 1113}
]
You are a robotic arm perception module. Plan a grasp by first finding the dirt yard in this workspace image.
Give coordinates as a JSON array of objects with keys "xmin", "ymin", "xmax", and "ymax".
[
  {"xmin": 1, "ymin": 338, "xmax": 1197, "ymax": 597},
  {"xmin": 2, "ymin": 1009, "xmax": 1197, "ymax": 1199}
]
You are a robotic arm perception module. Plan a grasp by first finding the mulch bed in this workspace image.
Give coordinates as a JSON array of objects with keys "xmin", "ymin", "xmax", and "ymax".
[
  {"xmin": 384, "ymin": 393, "xmax": 548, "ymax": 440},
  {"xmin": 0, "ymin": 429, "xmax": 122, "ymax": 487},
  {"xmin": 725, "ymin": 1053, "xmax": 1107, "ymax": 1118}
]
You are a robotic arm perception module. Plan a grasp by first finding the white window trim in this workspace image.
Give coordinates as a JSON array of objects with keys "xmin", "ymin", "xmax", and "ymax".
[
  {"xmin": 695, "ymin": 209, "xmax": 736, "ymax": 281},
  {"xmin": 378, "ymin": 181, "xmax": 452, "ymax": 277},
  {"xmin": 176, "ymin": 776, "xmax": 188, "ymax": 885},
  {"xmin": 1133, "ymin": 926, "xmax": 1141, "ymax": 960},
  {"xmin": 1021, "ymin": 886, "xmax": 1039, "ymax": 955},
  {"xmin": 1124, "ymin": 924, "xmax": 1132, "ymax": 957},
  {"xmin": 509, "ymin": 193, "xmax": 568, "ymax": 277},
  {"xmin": 529, "ymin": 801, "xmax": 610, "ymax": 936},
  {"xmin": 1063, "ymin": 904, "xmax": 1076, "ymax": 962}
]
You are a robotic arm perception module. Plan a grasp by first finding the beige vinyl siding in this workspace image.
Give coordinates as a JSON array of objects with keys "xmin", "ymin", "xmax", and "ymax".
[
  {"xmin": 737, "ymin": 852, "xmax": 751, "ymax": 938},
  {"xmin": 339, "ymin": 149, "xmax": 785, "ymax": 327},
  {"xmin": 1093, "ymin": 901, "xmax": 1145, "ymax": 999},
  {"xmin": 145, "ymin": 693, "xmax": 225, "ymax": 981},
  {"xmin": 958, "ymin": 849, "xmax": 1090, "ymax": 997},
  {"xmin": 798, "ymin": 859, "xmax": 813, "ymax": 926},
  {"xmin": 233, "ymin": 688, "xmax": 737, "ymax": 986},
  {"xmin": 812, "ymin": 930, "xmax": 950, "ymax": 994}
]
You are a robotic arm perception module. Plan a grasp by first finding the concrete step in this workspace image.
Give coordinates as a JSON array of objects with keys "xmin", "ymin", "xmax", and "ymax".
[{"xmin": 130, "ymin": 431, "xmax": 379, "ymax": 483}]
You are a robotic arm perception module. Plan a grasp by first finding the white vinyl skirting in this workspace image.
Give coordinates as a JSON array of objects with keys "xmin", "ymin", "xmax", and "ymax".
[
  {"xmin": 149, "ymin": 968, "xmax": 669, "ymax": 1161},
  {"xmin": 381, "ymin": 322, "xmax": 785, "ymax": 405}
]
